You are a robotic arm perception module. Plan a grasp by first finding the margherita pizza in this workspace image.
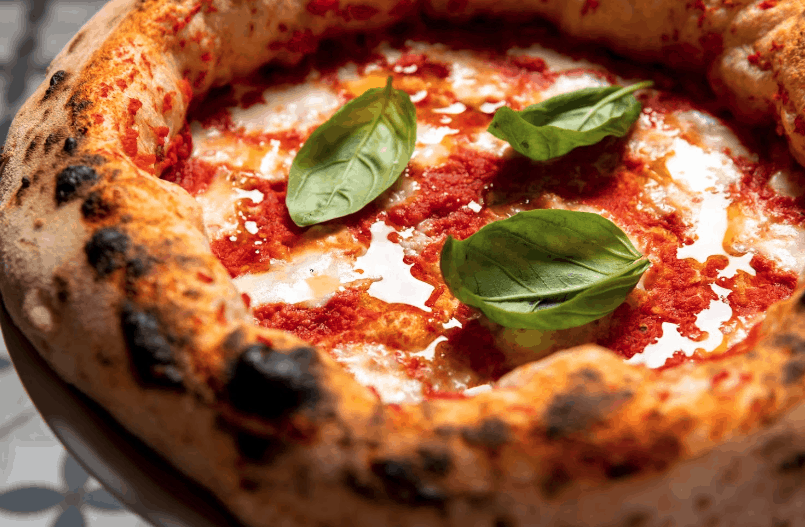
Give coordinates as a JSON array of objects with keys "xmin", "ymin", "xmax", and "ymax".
[{"xmin": 4, "ymin": 1, "xmax": 805, "ymax": 526}]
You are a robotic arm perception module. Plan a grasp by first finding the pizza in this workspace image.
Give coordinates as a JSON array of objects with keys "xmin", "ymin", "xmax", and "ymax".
[{"xmin": 4, "ymin": 0, "xmax": 805, "ymax": 525}]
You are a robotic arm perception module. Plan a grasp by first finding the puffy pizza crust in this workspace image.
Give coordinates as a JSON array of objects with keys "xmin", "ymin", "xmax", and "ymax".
[{"xmin": 4, "ymin": 0, "xmax": 805, "ymax": 526}]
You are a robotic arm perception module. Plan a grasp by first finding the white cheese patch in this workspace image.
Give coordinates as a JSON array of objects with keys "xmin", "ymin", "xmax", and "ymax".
[
  {"xmin": 232, "ymin": 221, "xmax": 434, "ymax": 311},
  {"xmin": 412, "ymin": 318, "xmax": 462, "ymax": 361},
  {"xmin": 337, "ymin": 63, "xmax": 359, "ymax": 81},
  {"xmin": 244, "ymin": 221, "xmax": 259, "ymax": 234},
  {"xmin": 433, "ymin": 102, "xmax": 467, "ymax": 114},
  {"xmin": 464, "ymin": 384, "xmax": 493, "ymax": 396},
  {"xmin": 675, "ymin": 110, "xmax": 752, "ymax": 160},
  {"xmin": 235, "ymin": 188, "xmax": 264, "ymax": 204},
  {"xmin": 665, "ymin": 137, "xmax": 755, "ymax": 278},
  {"xmin": 626, "ymin": 284, "xmax": 733, "ymax": 369},
  {"xmin": 257, "ymin": 139, "xmax": 284, "ymax": 180},
  {"xmin": 194, "ymin": 177, "xmax": 265, "ymax": 238},
  {"xmin": 417, "ymin": 125, "xmax": 459, "ymax": 145},
  {"xmin": 470, "ymin": 131, "xmax": 511, "ymax": 157},
  {"xmin": 332, "ymin": 343, "xmax": 423, "ymax": 404},
  {"xmin": 480, "ymin": 101, "xmax": 506, "ymax": 114},
  {"xmin": 752, "ymin": 223, "xmax": 805, "ymax": 272},
  {"xmin": 410, "ymin": 90, "xmax": 428, "ymax": 103},
  {"xmin": 354, "ymin": 221, "xmax": 435, "ymax": 311},
  {"xmin": 768, "ymin": 170, "xmax": 805, "ymax": 198},
  {"xmin": 393, "ymin": 64, "xmax": 419, "ymax": 74},
  {"xmin": 414, "ymin": 335, "xmax": 447, "ymax": 361},
  {"xmin": 195, "ymin": 176, "xmax": 238, "ymax": 237},
  {"xmin": 412, "ymin": 125, "xmax": 456, "ymax": 165},
  {"xmin": 377, "ymin": 41, "xmax": 404, "ymax": 63},
  {"xmin": 230, "ymin": 83, "xmax": 342, "ymax": 133},
  {"xmin": 233, "ymin": 250, "xmax": 361, "ymax": 307},
  {"xmin": 507, "ymin": 44, "xmax": 598, "ymax": 71}
]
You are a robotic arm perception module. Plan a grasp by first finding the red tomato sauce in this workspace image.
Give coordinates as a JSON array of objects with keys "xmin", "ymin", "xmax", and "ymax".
[{"xmin": 165, "ymin": 19, "xmax": 802, "ymax": 394}]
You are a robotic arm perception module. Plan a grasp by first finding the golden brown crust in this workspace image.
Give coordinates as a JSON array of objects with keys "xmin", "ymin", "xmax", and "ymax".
[{"xmin": 6, "ymin": 0, "xmax": 805, "ymax": 526}]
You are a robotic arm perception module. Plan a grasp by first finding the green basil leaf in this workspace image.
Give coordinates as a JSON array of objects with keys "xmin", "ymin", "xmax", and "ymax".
[
  {"xmin": 440, "ymin": 209, "xmax": 650, "ymax": 330},
  {"xmin": 488, "ymin": 81, "xmax": 652, "ymax": 162},
  {"xmin": 286, "ymin": 77, "xmax": 416, "ymax": 226}
]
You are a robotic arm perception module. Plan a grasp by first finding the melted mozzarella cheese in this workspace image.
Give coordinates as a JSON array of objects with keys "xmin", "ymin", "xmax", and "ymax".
[
  {"xmin": 355, "ymin": 221, "xmax": 434, "ymax": 311},
  {"xmin": 507, "ymin": 43, "xmax": 598, "ymax": 71},
  {"xmin": 332, "ymin": 343, "xmax": 424, "ymax": 403},
  {"xmin": 186, "ymin": 36, "xmax": 804, "ymax": 392},
  {"xmin": 433, "ymin": 102, "xmax": 467, "ymax": 114},
  {"xmin": 231, "ymin": 221, "xmax": 434, "ymax": 311},
  {"xmin": 230, "ymin": 83, "xmax": 342, "ymax": 133},
  {"xmin": 233, "ymin": 249, "xmax": 361, "ymax": 307},
  {"xmin": 627, "ymin": 285, "xmax": 733, "ymax": 368},
  {"xmin": 665, "ymin": 138, "xmax": 755, "ymax": 278}
]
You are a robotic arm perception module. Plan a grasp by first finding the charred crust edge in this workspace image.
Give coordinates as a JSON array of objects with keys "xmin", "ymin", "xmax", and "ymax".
[
  {"xmin": 84, "ymin": 227, "xmax": 130, "ymax": 277},
  {"xmin": 56, "ymin": 164, "xmax": 99, "ymax": 204},
  {"xmin": 81, "ymin": 191, "xmax": 113, "ymax": 220},
  {"xmin": 64, "ymin": 137, "xmax": 78, "ymax": 154},
  {"xmin": 461, "ymin": 418, "xmax": 511, "ymax": 450},
  {"xmin": 120, "ymin": 303, "xmax": 184, "ymax": 388},
  {"xmin": 225, "ymin": 344, "xmax": 320, "ymax": 420},
  {"xmin": 545, "ymin": 390, "xmax": 633, "ymax": 439},
  {"xmin": 44, "ymin": 133, "xmax": 61, "ymax": 153},
  {"xmin": 43, "ymin": 70, "xmax": 69, "ymax": 101},
  {"xmin": 369, "ymin": 459, "xmax": 448, "ymax": 507}
]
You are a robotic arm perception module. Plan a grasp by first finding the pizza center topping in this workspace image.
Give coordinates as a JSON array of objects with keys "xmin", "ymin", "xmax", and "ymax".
[{"xmin": 163, "ymin": 24, "xmax": 805, "ymax": 403}]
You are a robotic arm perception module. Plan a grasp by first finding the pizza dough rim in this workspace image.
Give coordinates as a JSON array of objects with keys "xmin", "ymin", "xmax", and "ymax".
[{"xmin": 2, "ymin": 0, "xmax": 805, "ymax": 525}]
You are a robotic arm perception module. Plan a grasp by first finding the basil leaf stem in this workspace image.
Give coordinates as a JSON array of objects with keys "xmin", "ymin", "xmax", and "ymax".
[
  {"xmin": 488, "ymin": 81, "xmax": 652, "ymax": 162},
  {"xmin": 440, "ymin": 209, "xmax": 649, "ymax": 330},
  {"xmin": 286, "ymin": 76, "xmax": 416, "ymax": 226}
]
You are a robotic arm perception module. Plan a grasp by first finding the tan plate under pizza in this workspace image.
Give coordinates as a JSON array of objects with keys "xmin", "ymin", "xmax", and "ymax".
[{"xmin": 0, "ymin": 295, "xmax": 245, "ymax": 527}]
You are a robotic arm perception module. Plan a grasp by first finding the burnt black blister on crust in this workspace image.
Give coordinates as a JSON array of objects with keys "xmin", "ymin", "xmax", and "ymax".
[
  {"xmin": 44, "ymin": 133, "xmax": 60, "ymax": 153},
  {"xmin": 461, "ymin": 418, "xmax": 511, "ymax": 450},
  {"xmin": 121, "ymin": 304, "xmax": 184, "ymax": 388},
  {"xmin": 16, "ymin": 177, "xmax": 31, "ymax": 198},
  {"xmin": 777, "ymin": 452, "xmax": 805, "ymax": 474},
  {"xmin": 226, "ymin": 344, "xmax": 320, "ymax": 419},
  {"xmin": 235, "ymin": 432, "xmax": 284, "ymax": 463},
  {"xmin": 774, "ymin": 333, "xmax": 805, "ymax": 355},
  {"xmin": 67, "ymin": 94, "xmax": 92, "ymax": 124},
  {"xmin": 605, "ymin": 462, "xmax": 641, "ymax": 480},
  {"xmin": 544, "ymin": 390, "xmax": 632, "ymax": 439},
  {"xmin": 494, "ymin": 517, "xmax": 516, "ymax": 527},
  {"xmin": 783, "ymin": 359, "xmax": 805, "ymax": 384},
  {"xmin": 81, "ymin": 191, "xmax": 113, "ymax": 220},
  {"xmin": 64, "ymin": 137, "xmax": 78, "ymax": 154},
  {"xmin": 417, "ymin": 447, "xmax": 453, "ymax": 476},
  {"xmin": 370, "ymin": 459, "xmax": 447, "ymax": 506},
  {"xmin": 85, "ymin": 228, "xmax": 130, "ymax": 277},
  {"xmin": 541, "ymin": 465, "xmax": 572, "ymax": 499},
  {"xmin": 0, "ymin": 154, "xmax": 9, "ymax": 182},
  {"xmin": 56, "ymin": 165, "xmax": 98, "ymax": 204},
  {"xmin": 25, "ymin": 138, "xmax": 39, "ymax": 161},
  {"xmin": 43, "ymin": 70, "xmax": 68, "ymax": 101}
]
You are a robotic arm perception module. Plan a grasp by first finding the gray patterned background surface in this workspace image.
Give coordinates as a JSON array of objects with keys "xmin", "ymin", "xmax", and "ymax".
[{"xmin": 1, "ymin": 1, "xmax": 149, "ymax": 525}]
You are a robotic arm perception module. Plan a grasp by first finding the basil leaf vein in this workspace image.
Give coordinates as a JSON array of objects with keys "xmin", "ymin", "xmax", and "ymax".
[
  {"xmin": 286, "ymin": 76, "xmax": 416, "ymax": 226},
  {"xmin": 440, "ymin": 209, "xmax": 650, "ymax": 330},
  {"xmin": 488, "ymin": 81, "xmax": 652, "ymax": 162}
]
